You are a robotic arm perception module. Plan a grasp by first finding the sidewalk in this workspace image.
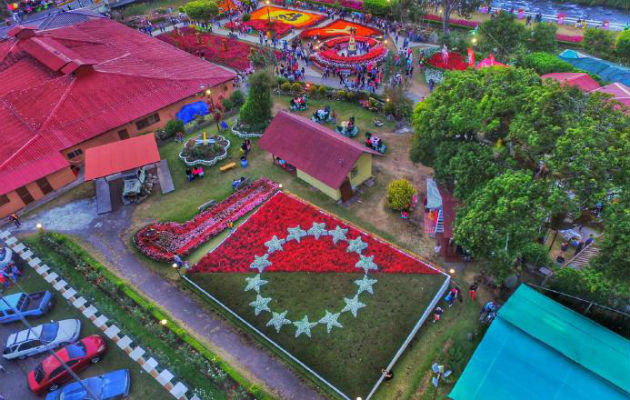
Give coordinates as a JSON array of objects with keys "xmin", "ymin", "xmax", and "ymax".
[{"xmin": 14, "ymin": 204, "xmax": 324, "ymax": 400}]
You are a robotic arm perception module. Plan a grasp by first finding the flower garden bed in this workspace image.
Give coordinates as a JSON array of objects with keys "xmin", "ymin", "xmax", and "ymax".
[
  {"xmin": 426, "ymin": 50, "xmax": 468, "ymax": 71},
  {"xmin": 179, "ymin": 135, "xmax": 231, "ymax": 167},
  {"xmin": 134, "ymin": 178, "xmax": 279, "ymax": 261},
  {"xmin": 226, "ymin": 6, "xmax": 325, "ymax": 37},
  {"xmin": 310, "ymin": 36, "xmax": 388, "ymax": 69},
  {"xmin": 157, "ymin": 27, "xmax": 277, "ymax": 71},
  {"xmin": 187, "ymin": 192, "xmax": 448, "ymax": 397},
  {"xmin": 299, "ymin": 19, "xmax": 382, "ymax": 39}
]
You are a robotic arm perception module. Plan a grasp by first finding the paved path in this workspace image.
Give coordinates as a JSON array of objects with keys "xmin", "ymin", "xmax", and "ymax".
[{"xmin": 13, "ymin": 203, "xmax": 324, "ymax": 400}]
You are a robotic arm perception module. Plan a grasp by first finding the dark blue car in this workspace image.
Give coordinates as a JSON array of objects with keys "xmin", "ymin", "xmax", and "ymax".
[
  {"xmin": 0, "ymin": 291, "xmax": 54, "ymax": 324},
  {"xmin": 45, "ymin": 369, "xmax": 130, "ymax": 400}
]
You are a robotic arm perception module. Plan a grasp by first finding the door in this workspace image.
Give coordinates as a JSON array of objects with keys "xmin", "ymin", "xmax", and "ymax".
[
  {"xmin": 340, "ymin": 178, "xmax": 353, "ymax": 202},
  {"xmin": 16, "ymin": 186, "xmax": 34, "ymax": 205}
]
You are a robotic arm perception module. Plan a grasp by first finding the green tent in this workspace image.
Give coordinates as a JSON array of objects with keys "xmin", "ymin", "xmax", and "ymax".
[{"xmin": 449, "ymin": 285, "xmax": 630, "ymax": 400}]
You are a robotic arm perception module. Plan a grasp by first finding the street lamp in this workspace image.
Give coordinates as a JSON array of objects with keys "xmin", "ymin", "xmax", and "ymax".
[
  {"xmin": 160, "ymin": 319, "xmax": 168, "ymax": 326},
  {"xmin": 449, "ymin": 268, "xmax": 456, "ymax": 274},
  {"xmin": 36, "ymin": 222, "xmax": 43, "ymax": 233}
]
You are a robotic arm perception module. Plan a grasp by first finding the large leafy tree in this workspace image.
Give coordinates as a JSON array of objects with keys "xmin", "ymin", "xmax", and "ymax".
[
  {"xmin": 239, "ymin": 69, "xmax": 274, "ymax": 130},
  {"xmin": 528, "ymin": 22, "xmax": 558, "ymax": 53},
  {"xmin": 478, "ymin": 12, "xmax": 527, "ymax": 61},
  {"xmin": 420, "ymin": 0, "xmax": 483, "ymax": 33},
  {"xmin": 184, "ymin": 0, "xmax": 219, "ymax": 22},
  {"xmin": 453, "ymin": 170, "xmax": 549, "ymax": 280}
]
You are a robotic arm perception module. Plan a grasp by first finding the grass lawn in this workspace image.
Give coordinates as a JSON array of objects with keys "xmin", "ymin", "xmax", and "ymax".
[
  {"xmin": 5, "ymin": 267, "xmax": 165, "ymax": 400},
  {"xmin": 190, "ymin": 272, "xmax": 446, "ymax": 398}
]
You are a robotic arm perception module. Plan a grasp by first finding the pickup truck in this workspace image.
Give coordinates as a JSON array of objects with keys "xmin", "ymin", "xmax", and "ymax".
[{"xmin": 0, "ymin": 291, "xmax": 54, "ymax": 324}]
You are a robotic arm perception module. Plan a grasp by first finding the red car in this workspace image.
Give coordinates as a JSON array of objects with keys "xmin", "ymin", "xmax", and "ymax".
[{"xmin": 27, "ymin": 335, "xmax": 107, "ymax": 395}]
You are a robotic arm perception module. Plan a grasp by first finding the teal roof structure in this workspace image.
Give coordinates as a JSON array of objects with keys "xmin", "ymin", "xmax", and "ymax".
[
  {"xmin": 0, "ymin": 293, "xmax": 23, "ymax": 312},
  {"xmin": 449, "ymin": 285, "xmax": 630, "ymax": 400},
  {"xmin": 559, "ymin": 49, "xmax": 630, "ymax": 88}
]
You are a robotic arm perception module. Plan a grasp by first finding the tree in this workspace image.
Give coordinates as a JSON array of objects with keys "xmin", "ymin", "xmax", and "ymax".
[
  {"xmin": 614, "ymin": 30, "xmax": 630, "ymax": 59},
  {"xmin": 164, "ymin": 119, "xmax": 185, "ymax": 138},
  {"xmin": 421, "ymin": 0, "xmax": 483, "ymax": 33},
  {"xmin": 528, "ymin": 22, "xmax": 557, "ymax": 53},
  {"xmin": 453, "ymin": 171, "xmax": 549, "ymax": 280},
  {"xmin": 239, "ymin": 69, "xmax": 274, "ymax": 131},
  {"xmin": 478, "ymin": 12, "xmax": 527, "ymax": 61},
  {"xmin": 387, "ymin": 179, "xmax": 415, "ymax": 210},
  {"xmin": 184, "ymin": 0, "xmax": 219, "ymax": 22},
  {"xmin": 447, "ymin": 143, "xmax": 502, "ymax": 200},
  {"xmin": 383, "ymin": 86, "xmax": 413, "ymax": 120},
  {"xmin": 583, "ymin": 28, "xmax": 615, "ymax": 58}
]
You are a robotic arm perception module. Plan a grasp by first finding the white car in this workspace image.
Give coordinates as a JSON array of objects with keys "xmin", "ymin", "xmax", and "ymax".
[{"xmin": 2, "ymin": 319, "xmax": 81, "ymax": 360}]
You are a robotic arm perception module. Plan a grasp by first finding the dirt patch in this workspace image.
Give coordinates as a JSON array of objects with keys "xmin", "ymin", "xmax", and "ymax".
[{"xmin": 18, "ymin": 199, "xmax": 97, "ymax": 232}]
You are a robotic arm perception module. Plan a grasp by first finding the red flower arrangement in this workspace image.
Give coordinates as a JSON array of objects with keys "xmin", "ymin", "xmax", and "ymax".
[
  {"xmin": 311, "ymin": 37, "xmax": 388, "ymax": 69},
  {"xmin": 322, "ymin": 36, "xmax": 379, "ymax": 48},
  {"xmin": 190, "ymin": 192, "xmax": 441, "ymax": 275},
  {"xmin": 300, "ymin": 19, "xmax": 380, "ymax": 39},
  {"xmin": 135, "ymin": 178, "xmax": 279, "ymax": 262},
  {"xmin": 556, "ymin": 34, "xmax": 583, "ymax": 43},
  {"xmin": 157, "ymin": 27, "xmax": 280, "ymax": 71},
  {"xmin": 423, "ymin": 14, "xmax": 480, "ymax": 28},
  {"xmin": 426, "ymin": 51, "xmax": 468, "ymax": 71}
]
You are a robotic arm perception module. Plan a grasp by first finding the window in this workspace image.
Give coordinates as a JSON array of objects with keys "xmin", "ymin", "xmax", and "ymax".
[
  {"xmin": 0, "ymin": 194, "xmax": 9, "ymax": 207},
  {"xmin": 50, "ymin": 366, "xmax": 66, "ymax": 378},
  {"xmin": 350, "ymin": 166, "xmax": 359, "ymax": 179},
  {"xmin": 118, "ymin": 129, "xmax": 129, "ymax": 140},
  {"xmin": 16, "ymin": 186, "xmax": 34, "ymax": 205},
  {"xmin": 36, "ymin": 178, "xmax": 53, "ymax": 195},
  {"xmin": 66, "ymin": 342, "xmax": 86, "ymax": 359},
  {"xmin": 19, "ymin": 340, "xmax": 40, "ymax": 351},
  {"xmin": 33, "ymin": 365, "xmax": 45, "ymax": 383},
  {"xmin": 135, "ymin": 113, "xmax": 160, "ymax": 130},
  {"xmin": 66, "ymin": 148, "xmax": 83, "ymax": 159},
  {"xmin": 41, "ymin": 323, "xmax": 59, "ymax": 342}
]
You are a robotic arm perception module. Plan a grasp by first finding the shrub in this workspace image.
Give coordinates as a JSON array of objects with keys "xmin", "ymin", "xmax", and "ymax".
[
  {"xmin": 291, "ymin": 82, "xmax": 302, "ymax": 93},
  {"xmin": 518, "ymin": 52, "xmax": 575, "ymax": 74},
  {"xmin": 229, "ymin": 89, "xmax": 245, "ymax": 109},
  {"xmin": 345, "ymin": 91, "xmax": 355, "ymax": 101},
  {"xmin": 277, "ymin": 76, "xmax": 288, "ymax": 86},
  {"xmin": 222, "ymin": 97, "xmax": 233, "ymax": 111},
  {"xmin": 280, "ymin": 82, "xmax": 292, "ymax": 92},
  {"xmin": 614, "ymin": 30, "xmax": 630, "ymax": 59},
  {"xmin": 240, "ymin": 69, "xmax": 274, "ymax": 129},
  {"xmin": 337, "ymin": 89, "xmax": 346, "ymax": 99},
  {"xmin": 184, "ymin": 0, "xmax": 219, "ymax": 22},
  {"xmin": 528, "ymin": 22, "xmax": 557, "ymax": 53},
  {"xmin": 318, "ymin": 85, "xmax": 328, "ymax": 97},
  {"xmin": 162, "ymin": 119, "xmax": 185, "ymax": 140},
  {"xmin": 242, "ymin": 13, "xmax": 251, "ymax": 22},
  {"xmin": 387, "ymin": 179, "xmax": 415, "ymax": 210},
  {"xmin": 363, "ymin": 0, "xmax": 389, "ymax": 16},
  {"xmin": 383, "ymin": 85, "xmax": 412, "ymax": 120},
  {"xmin": 583, "ymin": 28, "xmax": 614, "ymax": 58}
]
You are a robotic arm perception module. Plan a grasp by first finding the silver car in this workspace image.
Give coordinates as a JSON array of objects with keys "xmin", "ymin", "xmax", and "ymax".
[{"xmin": 2, "ymin": 319, "xmax": 81, "ymax": 360}]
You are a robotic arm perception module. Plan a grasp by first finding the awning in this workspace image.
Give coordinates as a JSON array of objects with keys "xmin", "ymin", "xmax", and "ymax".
[
  {"xmin": 426, "ymin": 178, "xmax": 442, "ymax": 209},
  {"xmin": 84, "ymin": 133, "xmax": 160, "ymax": 180}
]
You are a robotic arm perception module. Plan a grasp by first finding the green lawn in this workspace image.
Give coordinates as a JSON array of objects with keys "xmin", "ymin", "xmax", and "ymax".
[
  {"xmin": 5, "ymin": 268, "xmax": 166, "ymax": 400},
  {"xmin": 190, "ymin": 271, "xmax": 446, "ymax": 398}
]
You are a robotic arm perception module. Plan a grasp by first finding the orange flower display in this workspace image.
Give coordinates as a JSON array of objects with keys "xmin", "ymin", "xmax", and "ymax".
[
  {"xmin": 249, "ymin": 6, "xmax": 325, "ymax": 28},
  {"xmin": 299, "ymin": 19, "xmax": 382, "ymax": 39}
]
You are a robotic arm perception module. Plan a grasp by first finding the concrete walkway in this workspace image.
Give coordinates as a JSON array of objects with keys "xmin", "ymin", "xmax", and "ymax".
[{"xmin": 13, "ymin": 203, "xmax": 324, "ymax": 400}]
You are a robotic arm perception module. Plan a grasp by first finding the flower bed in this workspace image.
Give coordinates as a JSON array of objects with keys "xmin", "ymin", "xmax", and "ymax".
[
  {"xmin": 250, "ymin": 6, "xmax": 325, "ymax": 28},
  {"xmin": 299, "ymin": 19, "xmax": 381, "ymax": 39},
  {"xmin": 135, "ymin": 178, "xmax": 279, "ymax": 261},
  {"xmin": 423, "ymin": 14, "xmax": 480, "ymax": 28},
  {"xmin": 556, "ymin": 34, "xmax": 583, "ymax": 43},
  {"xmin": 426, "ymin": 51, "xmax": 468, "ymax": 71},
  {"xmin": 310, "ymin": 37, "xmax": 388, "ymax": 68},
  {"xmin": 156, "ymin": 27, "xmax": 279, "ymax": 72},
  {"xmin": 190, "ymin": 192, "xmax": 440, "ymax": 275},
  {"xmin": 179, "ymin": 135, "xmax": 231, "ymax": 167}
]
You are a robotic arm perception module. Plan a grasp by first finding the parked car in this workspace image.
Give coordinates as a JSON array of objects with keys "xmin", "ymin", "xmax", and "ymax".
[
  {"xmin": 28, "ymin": 335, "xmax": 107, "ymax": 394},
  {"xmin": 0, "ymin": 247, "xmax": 12, "ymax": 268},
  {"xmin": 2, "ymin": 319, "xmax": 81, "ymax": 360},
  {"xmin": 0, "ymin": 291, "xmax": 54, "ymax": 324},
  {"xmin": 45, "ymin": 369, "xmax": 130, "ymax": 400}
]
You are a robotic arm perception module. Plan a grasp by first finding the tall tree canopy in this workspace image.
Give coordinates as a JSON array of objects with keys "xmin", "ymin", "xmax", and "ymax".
[
  {"xmin": 184, "ymin": 0, "xmax": 219, "ymax": 22},
  {"xmin": 239, "ymin": 69, "xmax": 274, "ymax": 130},
  {"xmin": 478, "ymin": 12, "xmax": 527, "ymax": 61}
]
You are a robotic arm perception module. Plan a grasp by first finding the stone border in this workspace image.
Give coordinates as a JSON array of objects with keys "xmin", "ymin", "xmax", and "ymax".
[
  {"xmin": 0, "ymin": 230, "xmax": 199, "ymax": 400},
  {"xmin": 178, "ymin": 135, "xmax": 231, "ymax": 167},
  {"xmin": 231, "ymin": 121, "xmax": 263, "ymax": 138}
]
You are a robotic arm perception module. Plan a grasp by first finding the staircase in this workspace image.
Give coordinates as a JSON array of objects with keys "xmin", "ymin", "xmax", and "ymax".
[
  {"xmin": 565, "ymin": 243, "xmax": 600, "ymax": 270},
  {"xmin": 434, "ymin": 208, "xmax": 444, "ymax": 234}
]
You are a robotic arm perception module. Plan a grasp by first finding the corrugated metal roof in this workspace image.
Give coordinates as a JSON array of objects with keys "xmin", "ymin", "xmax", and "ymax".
[
  {"xmin": 0, "ymin": 18, "xmax": 235, "ymax": 195},
  {"xmin": 84, "ymin": 133, "xmax": 160, "ymax": 180},
  {"xmin": 258, "ymin": 111, "xmax": 379, "ymax": 189},
  {"xmin": 591, "ymin": 82, "xmax": 630, "ymax": 109},
  {"xmin": 541, "ymin": 72, "xmax": 600, "ymax": 92}
]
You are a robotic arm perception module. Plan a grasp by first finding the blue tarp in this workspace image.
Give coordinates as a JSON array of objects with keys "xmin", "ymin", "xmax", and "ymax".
[
  {"xmin": 176, "ymin": 101, "xmax": 209, "ymax": 124},
  {"xmin": 559, "ymin": 50, "xmax": 630, "ymax": 87}
]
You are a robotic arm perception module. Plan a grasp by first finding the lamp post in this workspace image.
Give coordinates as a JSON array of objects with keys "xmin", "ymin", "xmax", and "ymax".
[{"xmin": 172, "ymin": 263, "xmax": 182, "ymax": 277}]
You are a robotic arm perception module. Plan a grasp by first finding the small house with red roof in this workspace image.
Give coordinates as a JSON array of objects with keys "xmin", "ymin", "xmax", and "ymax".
[
  {"xmin": 258, "ymin": 111, "xmax": 380, "ymax": 201},
  {"xmin": 0, "ymin": 17, "xmax": 235, "ymax": 218},
  {"xmin": 541, "ymin": 72, "xmax": 600, "ymax": 92}
]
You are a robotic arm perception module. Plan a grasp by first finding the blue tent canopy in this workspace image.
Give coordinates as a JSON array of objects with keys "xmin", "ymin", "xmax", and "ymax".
[
  {"xmin": 559, "ymin": 50, "xmax": 630, "ymax": 87},
  {"xmin": 176, "ymin": 101, "xmax": 209, "ymax": 124}
]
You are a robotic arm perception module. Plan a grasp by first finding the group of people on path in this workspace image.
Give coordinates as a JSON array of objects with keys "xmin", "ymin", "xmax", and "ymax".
[{"xmin": 433, "ymin": 282, "xmax": 483, "ymax": 323}]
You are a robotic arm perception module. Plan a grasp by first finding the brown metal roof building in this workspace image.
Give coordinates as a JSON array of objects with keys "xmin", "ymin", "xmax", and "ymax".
[{"xmin": 258, "ymin": 111, "xmax": 379, "ymax": 201}]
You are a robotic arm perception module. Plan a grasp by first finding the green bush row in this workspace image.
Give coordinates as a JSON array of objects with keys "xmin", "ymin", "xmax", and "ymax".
[
  {"xmin": 517, "ymin": 52, "xmax": 605, "ymax": 84},
  {"xmin": 27, "ymin": 233, "xmax": 270, "ymax": 400}
]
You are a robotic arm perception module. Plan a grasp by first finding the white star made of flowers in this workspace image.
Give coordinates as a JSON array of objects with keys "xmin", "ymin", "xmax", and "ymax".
[
  {"xmin": 328, "ymin": 225, "xmax": 348, "ymax": 245},
  {"xmin": 286, "ymin": 226, "xmax": 307, "ymax": 243},
  {"xmin": 249, "ymin": 294, "xmax": 272, "ymax": 316},
  {"xmin": 355, "ymin": 254, "xmax": 378, "ymax": 274},
  {"xmin": 244, "ymin": 274, "xmax": 268, "ymax": 293},
  {"xmin": 266, "ymin": 310, "xmax": 292, "ymax": 333},
  {"xmin": 265, "ymin": 236, "xmax": 285, "ymax": 254},
  {"xmin": 347, "ymin": 236, "xmax": 368, "ymax": 254},
  {"xmin": 250, "ymin": 254, "xmax": 271, "ymax": 273},
  {"xmin": 293, "ymin": 315, "xmax": 318, "ymax": 338},
  {"xmin": 341, "ymin": 294, "xmax": 366, "ymax": 317},
  {"xmin": 318, "ymin": 310, "xmax": 343, "ymax": 334},
  {"xmin": 307, "ymin": 222, "xmax": 328, "ymax": 239},
  {"xmin": 354, "ymin": 275, "xmax": 378, "ymax": 295}
]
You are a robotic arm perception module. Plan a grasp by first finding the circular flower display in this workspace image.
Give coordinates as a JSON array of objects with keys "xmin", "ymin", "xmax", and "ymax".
[
  {"xmin": 244, "ymin": 222, "xmax": 379, "ymax": 338},
  {"xmin": 310, "ymin": 36, "xmax": 388, "ymax": 69}
]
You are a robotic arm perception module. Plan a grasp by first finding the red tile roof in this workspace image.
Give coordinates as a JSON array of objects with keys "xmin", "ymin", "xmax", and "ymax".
[
  {"xmin": 541, "ymin": 72, "xmax": 600, "ymax": 92},
  {"xmin": 0, "ymin": 18, "xmax": 235, "ymax": 195},
  {"xmin": 84, "ymin": 133, "xmax": 161, "ymax": 180},
  {"xmin": 590, "ymin": 82, "xmax": 630, "ymax": 110},
  {"xmin": 258, "ymin": 111, "xmax": 379, "ymax": 189}
]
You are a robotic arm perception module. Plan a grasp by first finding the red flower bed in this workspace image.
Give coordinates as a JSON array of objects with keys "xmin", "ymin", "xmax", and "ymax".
[
  {"xmin": 157, "ymin": 27, "xmax": 279, "ymax": 71},
  {"xmin": 556, "ymin": 34, "xmax": 583, "ymax": 43},
  {"xmin": 135, "ymin": 178, "xmax": 279, "ymax": 262},
  {"xmin": 322, "ymin": 36, "xmax": 379, "ymax": 48},
  {"xmin": 300, "ymin": 20, "xmax": 380, "ymax": 39},
  {"xmin": 190, "ymin": 192, "xmax": 441, "ymax": 275},
  {"xmin": 423, "ymin": 14, "xmax": 480, "ymax": 28},
  {"xmin": 426, "ymin": 51, "xmax": 468, "ymax": 71}
]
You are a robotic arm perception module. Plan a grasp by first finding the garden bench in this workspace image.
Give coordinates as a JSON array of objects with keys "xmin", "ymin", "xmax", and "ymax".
[
  {"xmin": 220, "ymin": 162, "xmax": 236, "ymax": 172},
  {"xmin": 197, "ymin": 200, "xmax": 216, "ymax": 212}
]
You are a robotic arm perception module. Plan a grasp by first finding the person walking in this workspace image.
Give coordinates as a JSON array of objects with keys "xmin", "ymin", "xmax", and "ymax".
[
  {"xmin": 469, "ymin": 282, "xmax": 478, "ymax": 302},
  {"xmin": 433, "ymin": 306, "xmax": 444, "ymax": 323},
  {"xmin": 8, "ymin": 213, "xmax": 20, "ymax": 228}
]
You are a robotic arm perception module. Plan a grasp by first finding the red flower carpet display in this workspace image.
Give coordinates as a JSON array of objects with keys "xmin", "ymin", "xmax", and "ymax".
[
  {"xmin": 190, "ymin": 192, "xmax": 440, "ymax": 275},
  {"xmin": 135, "ymin": 178, "xmax": 279, "ymax": 261}
]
